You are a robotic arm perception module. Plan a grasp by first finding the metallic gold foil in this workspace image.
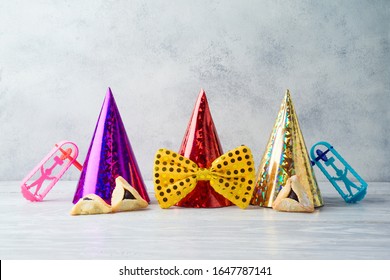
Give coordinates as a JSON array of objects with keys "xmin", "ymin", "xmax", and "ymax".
[{"xmin": 251, "ymin": 90, "xmax": 324, "ymax": 207}]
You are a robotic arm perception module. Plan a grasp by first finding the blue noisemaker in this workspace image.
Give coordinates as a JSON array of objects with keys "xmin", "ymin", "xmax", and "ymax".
[{"xmin": 310, "ymin": 141, "xmax": 367, "ymax": 203}]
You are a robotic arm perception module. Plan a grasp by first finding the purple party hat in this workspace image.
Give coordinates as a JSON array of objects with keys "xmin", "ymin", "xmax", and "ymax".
[{"xmin": 73, "ymin": 88, "xmax": 150, "ymax": 204}]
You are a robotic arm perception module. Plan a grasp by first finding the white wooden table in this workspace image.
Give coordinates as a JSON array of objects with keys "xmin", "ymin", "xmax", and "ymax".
[{"xmin": 0, "ymin": 181, "xmax": 389, "ymax": 259}]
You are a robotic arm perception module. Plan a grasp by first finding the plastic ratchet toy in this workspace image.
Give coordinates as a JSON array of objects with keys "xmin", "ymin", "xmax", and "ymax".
[
  {"xmin": 310, "ymin": 141, "xmax": 367, "ymax": 203},
  {"xmin": 21, "ymin": 141, "xmax": 82, "ymax": 202}
]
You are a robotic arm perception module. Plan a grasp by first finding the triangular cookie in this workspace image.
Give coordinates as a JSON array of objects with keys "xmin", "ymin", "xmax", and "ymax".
[
  {"xmin": 70, "ymin": 194, "xmax": 111, "ymax": 215},
  {"xmin": 272, "ymin": 175, "xmax": 314, "ymax": 213},
  {"xmin": 111, "ymin": 176, "xmax": 148, "ymax": 212}
]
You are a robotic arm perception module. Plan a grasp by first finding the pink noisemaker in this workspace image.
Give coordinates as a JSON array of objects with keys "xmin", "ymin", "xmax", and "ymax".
[{"xmin": 21, "ymin": 141, "xmax": 82, "ymax": 202}]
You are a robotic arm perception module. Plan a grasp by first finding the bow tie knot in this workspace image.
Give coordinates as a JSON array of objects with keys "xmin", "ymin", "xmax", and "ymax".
[{"xmin": 196, "ymin": 168, "xmax": 213, "ymax": 180}]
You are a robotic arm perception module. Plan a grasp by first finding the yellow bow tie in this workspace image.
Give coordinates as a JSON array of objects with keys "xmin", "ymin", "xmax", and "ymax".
[{"xmin": 153, "ymin": 145, "xmax": 255, "ymax": 209}]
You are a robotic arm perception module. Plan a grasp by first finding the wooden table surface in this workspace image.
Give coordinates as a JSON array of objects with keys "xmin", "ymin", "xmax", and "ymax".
[{"xmin": 0, "ymin": 181, "xmax": 389, "ymax": 260}]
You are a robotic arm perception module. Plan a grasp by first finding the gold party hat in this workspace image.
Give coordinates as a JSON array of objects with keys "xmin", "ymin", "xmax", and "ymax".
[{"xmin": 251, "ymin": 90, "xmax": 323, "ymax": 207}]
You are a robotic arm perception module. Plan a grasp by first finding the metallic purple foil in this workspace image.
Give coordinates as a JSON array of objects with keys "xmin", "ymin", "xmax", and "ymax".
[{"xmin": 73, "ymin": 88, "xmax": 150, "ymax": 204}]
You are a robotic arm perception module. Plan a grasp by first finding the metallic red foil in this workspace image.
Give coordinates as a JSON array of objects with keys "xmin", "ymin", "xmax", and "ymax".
[
  {"xmin": 73, "ymin": 88, "xmax": 150, "ymax": 205},
  {"xmin": 176, "ymin": 89, "xmax": 233, "ymax": 208}
]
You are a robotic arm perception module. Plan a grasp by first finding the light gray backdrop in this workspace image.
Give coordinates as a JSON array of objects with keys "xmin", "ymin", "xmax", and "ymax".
[{"xmin": 0, "ymin": 0, "xmax": 389, "ymax": 182}]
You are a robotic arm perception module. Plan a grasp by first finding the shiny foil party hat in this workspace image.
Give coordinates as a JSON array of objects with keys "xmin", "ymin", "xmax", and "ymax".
[
  {"xmin": 73, "ymin": 88, "xmax": 150, "ymax": 205},
  {"xmin": 176, "ymin": 89, "xmax": 232, "ymax": 208},
  {"xmin": 251, "ymin": 90, "xmax": 323, "ymax": 207}
]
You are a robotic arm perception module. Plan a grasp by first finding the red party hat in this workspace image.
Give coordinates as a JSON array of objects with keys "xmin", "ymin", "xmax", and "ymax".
[
  {"xmin": 73, "ymin": 88, "xmax": 150, "ymax": 205},
  {"xmin": 176, "ymin": 89, "xmax": 233, "ymax": 208}
]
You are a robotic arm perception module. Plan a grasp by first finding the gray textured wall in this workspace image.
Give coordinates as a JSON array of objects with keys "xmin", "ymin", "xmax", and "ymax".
[{"xmin": 0, "ymin": 0, "xmax": 389, "ymax": 182}]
